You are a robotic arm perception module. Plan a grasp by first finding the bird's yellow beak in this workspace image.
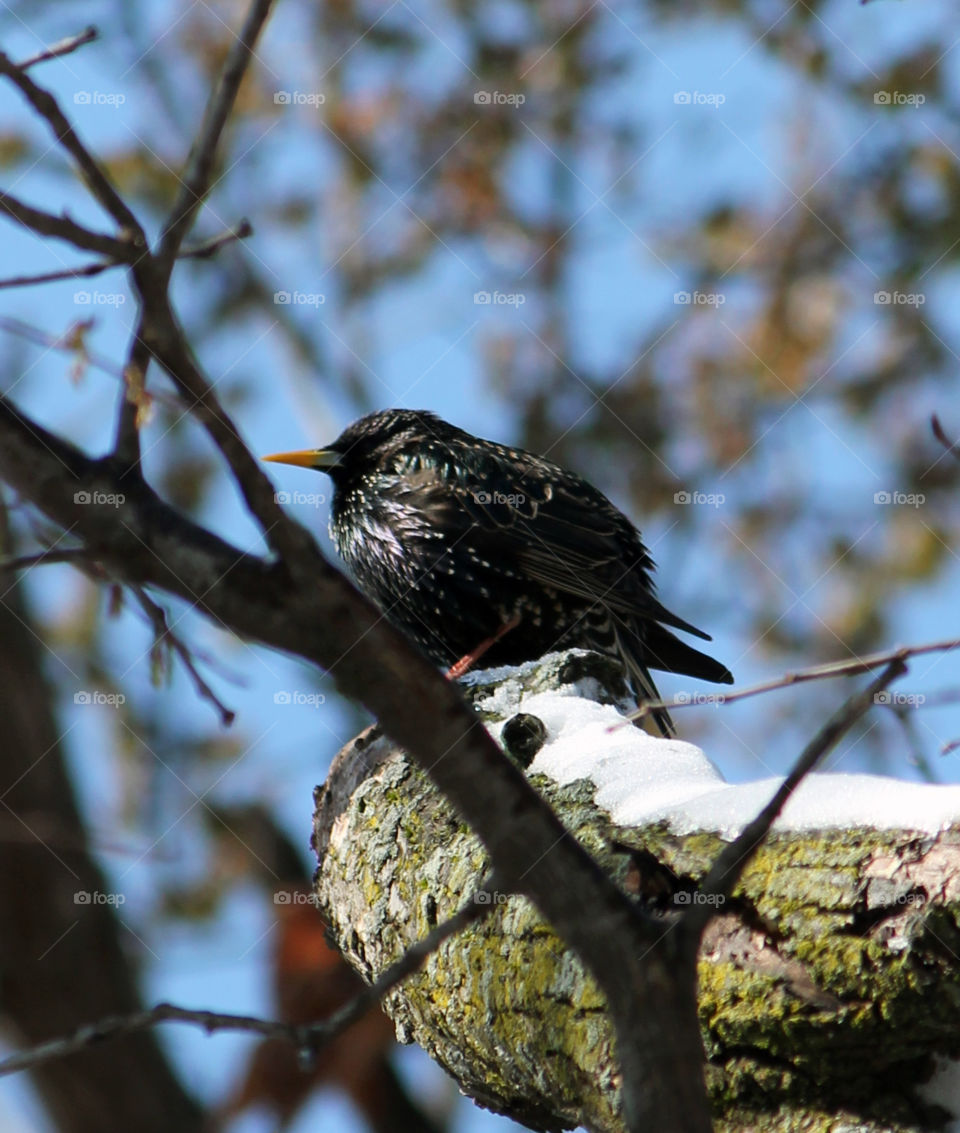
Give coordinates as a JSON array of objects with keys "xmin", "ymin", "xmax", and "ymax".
[{"xmin": 261, "ymin": 448, "xmax": 340, "ymax": 470}]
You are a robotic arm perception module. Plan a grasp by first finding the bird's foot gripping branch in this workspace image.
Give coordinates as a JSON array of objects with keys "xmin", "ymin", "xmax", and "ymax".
[{"xmin": 315, "ymin": 648, "xmax": 960, "ymax": 1133}]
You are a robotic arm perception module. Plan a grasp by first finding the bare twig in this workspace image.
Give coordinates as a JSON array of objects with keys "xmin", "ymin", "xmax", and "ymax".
[
  {"xmin": 932, "ymin": 414, "xmax": 960, "ymax": 464},
  {"xmin": 114, "ymin": 328, "xmax": 150, "ymax": 469},
  {"xmin": 628, "ymin": 638, "xmax": 960, "ymax": 725},
  {"xmin": 0, "ymin": 221, "xmax": 252, "ymax": 290},
  {"xmin": 0, "ymin": 548, "xmax": 96, "ymax": 573},
  {"xmin": 112, "ymin": 1, "xmax": 310, "ymax": 565},
  {"xmin": 0, "ymin": 551, "xmax": 234, "ymax": 723},
  {"xmin": 157, "ymin": 0, "xmax": 273, "ymax": 270},
  {"xmin": 0, "ymin": 51, "xmax": 145, "ymax": 243},
  {"xmin": 0, "ymin": 259, "xmax": 123, "ymax": 291},
  {"xmin": 133, "ymin": 284, "xmax": 317, "ymax": 564},
  {"xmin": 18, "ymin": 27, "xmax": 99, "ymax": 70},
  {"xmin": 685, "ymin": 659, "xmax": 906, "ymax": 935},
  {"xmin": 180, "ymin": 218, "xmax": 253, "ymax": 260},
  {"xmin": 0, "ymin": 888, "xmax": 489, "ymax": 1078},
  {"xmin": 0, "ymin": 317, "xmax": 182, "ymax": 416},
  {"xmin": 0, "ymin": 190, "xmax": 128, "ymax": 257},
  {"xmin": 131, "ymin": 586, "xmax": 235, "ymax": 726}
]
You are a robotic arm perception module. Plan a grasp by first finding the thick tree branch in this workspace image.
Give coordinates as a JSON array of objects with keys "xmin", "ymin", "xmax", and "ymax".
[{"xmin": 0, "ymin": 391, "xmax": 710, "ymax": 1133}]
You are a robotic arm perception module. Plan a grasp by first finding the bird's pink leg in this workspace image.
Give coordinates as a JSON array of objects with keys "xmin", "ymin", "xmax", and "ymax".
[{"xmin": 446, "ymin": 613, "xmax": 522, "ymax": 679}]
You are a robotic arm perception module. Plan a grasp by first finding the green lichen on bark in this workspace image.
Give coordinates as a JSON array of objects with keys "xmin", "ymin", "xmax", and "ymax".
[{"xmin": 314, "ymin": 652, "xmax": 960, "ymax": 1133}]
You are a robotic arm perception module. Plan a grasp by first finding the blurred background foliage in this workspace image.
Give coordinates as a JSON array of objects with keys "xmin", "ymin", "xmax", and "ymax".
[{"xmin": 1, "ymin": 0, "xmax": 959, "ymax": 1130}]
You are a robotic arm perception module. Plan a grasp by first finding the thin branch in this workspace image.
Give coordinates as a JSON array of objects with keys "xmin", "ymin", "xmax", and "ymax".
[
  {"xmin": 0, "ymin": 190, "xmax": 128, "ymax": 257},
  {"xmin": 685, "ymin": 659, "xmax": 906, "ymax": 936},
  {"xmin": 133, "ymin": 284, "xmax": 316, "ymax": 564},
  {"xmin": 180, "ymin": 218, "xmax": 253, "ymax": 260},
  {"xmin": 0, "ymin": 888, "xmax": 489, "ymax": 1078},
  {"xmin": 628, "ymin": 638, "xmax": 960, "ymax": 724},
  {"xmin": 0, "ymin": 221, "xmax": 252, "ymax": 291},
  {"xmin": 18, "ymin": 27, "xmax": 99, "ymax": 70},
  {"xmin": 0, "ymin": 49, "xmax": 145, "ymax": 243},
  {"xmin": 299, "ymin": 878, "xmax": 492, "ymax": 1056},
  {"xmin": 116, "ymin": 2, "xmax": 308, "ymax": 565},
  {"xmin": 1, "ymin": 550, "xmax": 234, "ymax": 723},
  {"xmin": 114, "ymin": 328, "xmax": 150, "ymax": 469},
  {"xmin": 0, "ymin": 548, "xmax": 96, "ymax": 573},
  {"xmin": 131, "ymin": 586, "xmax": 235, "ymax": 727},
  {"xmin": 157, "ymin": 0, "xmax": 274, "ymax": 270},
  {"xmin": 0, "ymin": 259, "xmax": 118, "ymax": 291},
  {"xmin": 932, "ymin": 414, "xmax": 960, "ymax": 464},
  {"xmin": 0, "ymin": 317, "xmax": 182, "ymax": 414}
]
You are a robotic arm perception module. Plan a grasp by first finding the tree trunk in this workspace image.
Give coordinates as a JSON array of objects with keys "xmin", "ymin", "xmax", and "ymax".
[{"xmin": 314, "ymin": 651, "xmax": 960, "ymax": 1133}]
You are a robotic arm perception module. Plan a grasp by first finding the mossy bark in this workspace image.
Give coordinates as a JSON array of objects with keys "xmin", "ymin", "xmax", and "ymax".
[{"xmin": 313, "ymin": 653, "xmax": 960, "ymax": 1133}]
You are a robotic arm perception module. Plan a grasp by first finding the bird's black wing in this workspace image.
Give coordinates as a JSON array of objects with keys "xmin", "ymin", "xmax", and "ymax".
[{"xmin": 452, "ymin": 442, "xmax": 710, "ymax": 639}]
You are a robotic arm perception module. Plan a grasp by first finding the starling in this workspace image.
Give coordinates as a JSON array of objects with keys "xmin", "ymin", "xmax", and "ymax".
[{"xmin": 263, "ymin": 409, "xmax": 732, "ymax": 735}]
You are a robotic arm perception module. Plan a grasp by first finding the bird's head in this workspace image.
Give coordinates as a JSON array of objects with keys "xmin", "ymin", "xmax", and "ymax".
[{"xmin": 262, "ymin": 409, "xmax": 451, "ymax": 485}]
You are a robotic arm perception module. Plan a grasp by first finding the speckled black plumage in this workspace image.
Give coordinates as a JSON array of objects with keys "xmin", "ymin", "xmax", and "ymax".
[{"xmin": 310, "ymin": 409, "xmax": 732, "ymax": 734}]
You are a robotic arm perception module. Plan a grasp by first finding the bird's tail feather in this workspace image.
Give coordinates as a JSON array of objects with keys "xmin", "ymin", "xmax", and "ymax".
[
  {"xmin": 643, "ymin": 622, "xmax": 734, "ymax": 685},
  {"xmin": 612, "ymin": 623, "xmax": 676, "ymax": 736}
]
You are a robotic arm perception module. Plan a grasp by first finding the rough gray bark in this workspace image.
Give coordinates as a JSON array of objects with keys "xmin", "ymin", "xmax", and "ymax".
[{"xmin": 314, "ymin": 651, "xmax": 960, "ymax": 1133}]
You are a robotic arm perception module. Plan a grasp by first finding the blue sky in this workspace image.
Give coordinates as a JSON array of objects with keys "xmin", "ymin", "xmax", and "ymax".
[{"xmin": 2, "ymin": 0, "xmax": 960, "ymax": 1129}]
